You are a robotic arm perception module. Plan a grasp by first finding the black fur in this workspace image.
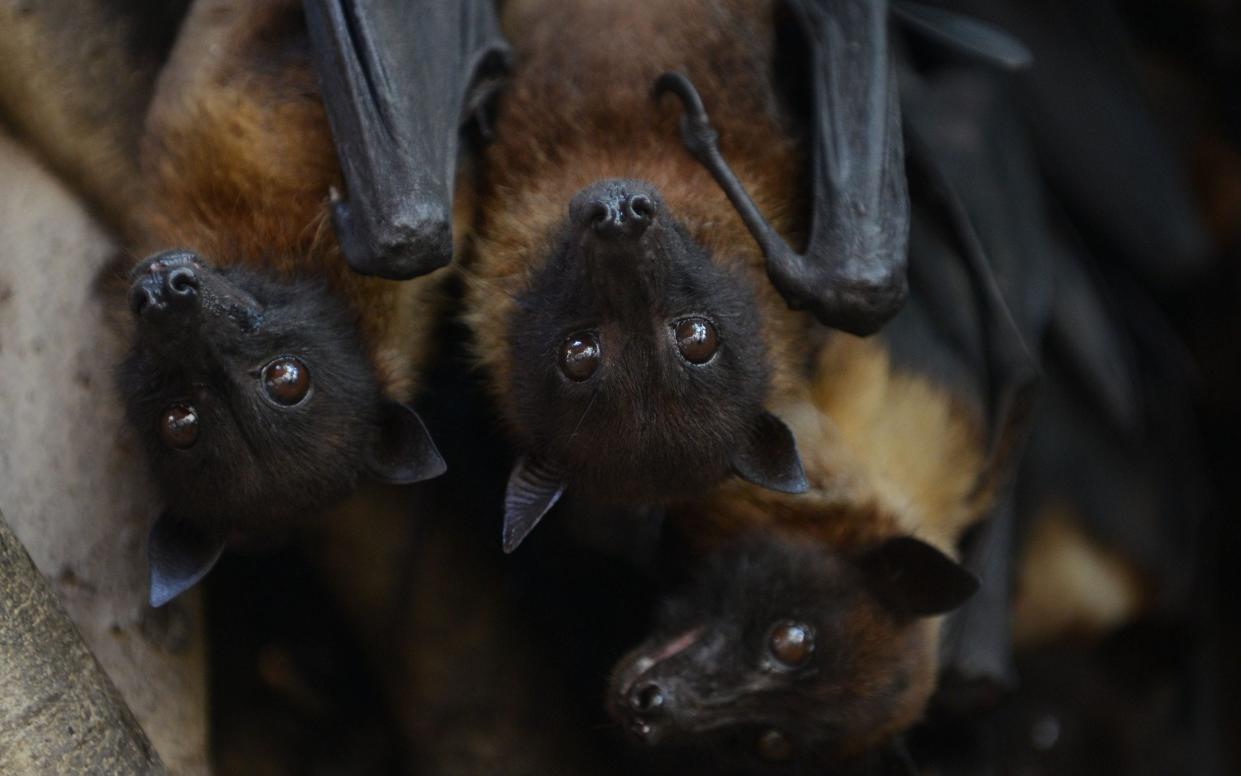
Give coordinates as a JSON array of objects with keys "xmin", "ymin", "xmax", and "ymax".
[
  {"xmin": 118, "ymin": 251, "xmax": 441, "ymax": 603},
  {"xmin": 506, "ymin": 179, "xmax": 780, "ymax": 504}
]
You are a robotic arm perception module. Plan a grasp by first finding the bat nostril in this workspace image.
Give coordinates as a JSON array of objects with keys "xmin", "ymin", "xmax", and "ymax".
[
  {"xmin": 165, "ymin": 266, "xmax": 199, "ymax": 299},
  {"xmin": 129, "ymin": 285, "xmax": 156, "ymax": 316},
  {"xmin": 629, "ymin": 682, "xmax": 666, "ymax": 715},
  {"xmin": 588, "ymin": 201, "xmax": 612, "ymax": 230},
  {"xmin": 627, "ymin": 194, "xmax": 655, "ymax": 222}
]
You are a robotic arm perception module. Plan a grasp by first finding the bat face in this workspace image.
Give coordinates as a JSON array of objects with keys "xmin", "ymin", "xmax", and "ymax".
[
  {"xmin": 119, "ymin": 250, "xmax": 442, "ymax": 604},
  {"xmin": 607, "ymin": 534, "xmax": 977, "ymax": 772},
  {"xmin": 507, "ymin": 179, "xmax": 800, "ymax": 504}
]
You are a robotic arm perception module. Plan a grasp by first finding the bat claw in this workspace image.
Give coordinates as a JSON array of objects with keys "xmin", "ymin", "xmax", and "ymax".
[{"xmin": 654, "ymin": 72, "xmax": 722, "ymax": 164}]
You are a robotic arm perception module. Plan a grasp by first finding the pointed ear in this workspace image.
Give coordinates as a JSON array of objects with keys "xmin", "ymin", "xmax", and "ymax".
[
  {"xmin": 368, "ymin": 401, "xmax": 447, "ymax": 484},
  {"xmin": 147, "ymin": 512, "xmax": 226, "ymax": 608},
  {"xmin": 502, "ymin": 455, "xmax": 566, "ymax": 553},
  {"xmin": 731, "ymin": 411, "xmax": 808, "ymax": 494},
  {"xmin": 860, "ymin": 536, "xmax": 979, "ymax": 617}
]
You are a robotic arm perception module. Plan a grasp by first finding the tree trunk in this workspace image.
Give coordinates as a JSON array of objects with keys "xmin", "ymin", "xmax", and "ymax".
[
  {"xmin": 0, "ymin": 510, "xmax": 166, "ymax": 774},
  {"xmin": 0, "ymin": 129, "xmax": 210, "ymax": 774}
]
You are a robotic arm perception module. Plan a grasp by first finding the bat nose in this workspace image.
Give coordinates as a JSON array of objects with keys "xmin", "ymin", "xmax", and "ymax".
[
  {"xmin": 628, "ymin": 682, "xmax": 666, "ymax": 715},
  {"xmin": 130, "ymin": 251, "xmax": 202, "ymax": 320},
  {"xmin": 570, "ymin": 179, "xmax": 661, "ymax": 240}
]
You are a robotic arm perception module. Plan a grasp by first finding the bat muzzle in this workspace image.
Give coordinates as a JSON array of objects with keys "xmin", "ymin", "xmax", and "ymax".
[
  {"xmin": 570, "ymin": 178, "xmax": 662, "ymax": 242},
  {"xmin": 129, "ymin": 250, "xmax": 263, "ymax": 340},
  {"xmin": 129, "ymin": 250, "xmax": 203, "ymax": 322}
]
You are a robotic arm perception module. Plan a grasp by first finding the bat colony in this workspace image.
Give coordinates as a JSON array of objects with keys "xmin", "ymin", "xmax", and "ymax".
[{"xmin": 0, "ymin": 0, "xmax": 1208, "ymax": 772}]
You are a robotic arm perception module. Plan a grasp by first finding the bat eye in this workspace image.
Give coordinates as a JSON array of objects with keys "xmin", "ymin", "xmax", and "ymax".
[
  {"xmin": 755, "ymin": 728, "xmax": 793, "ymax": 763},
  {"xmin": 768, "ymin": 620, "xmax": 814, "ymax": 668},
  {"xmin": 673, "ymin": 317, "xmax": 718, "ymax": 364},
  {"xmin": 262, "ymin": 356, "xmax": 310, "ymax": 405},
  {"xmin": 560, "ymin": 331, "xmax": 601, "ymax": 381},
  {"xmin": 160, "ymin": 404, "xmax": 200, "ymax": 449}
]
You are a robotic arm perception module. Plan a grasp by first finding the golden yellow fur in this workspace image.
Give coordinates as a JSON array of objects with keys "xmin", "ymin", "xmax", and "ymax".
[
  {"xmin": 1012, "ymin": 505, "xmax": 1149, "ymax": 647},
  {"xmin": 672, "ymin": 333, "xmax": 992, "ymax": 752},
  {"xmin": 684, "ymin": 333, "xmax": 988, "ymax": 556}
]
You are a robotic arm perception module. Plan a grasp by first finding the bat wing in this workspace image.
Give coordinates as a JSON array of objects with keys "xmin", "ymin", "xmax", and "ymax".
[
  {"xmin": 656, "ymin": 0, "xmax": 909, "ymax": 336},
  {"xmin": 929, "ymin": 0, "xmax": 1212, "ymax": 285},
  {"xmin": 303, "ymin": 0, "xmax": 509, "ymax": 279},
  {"xmin": 899, "ymin": 69, "xmax": 1044, "ymax": 489},
  {"xmin": 654, "ymin": 1, "xmax": 1031, "ymax": 337}
]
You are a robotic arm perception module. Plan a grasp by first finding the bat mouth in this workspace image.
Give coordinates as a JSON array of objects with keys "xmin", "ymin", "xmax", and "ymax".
[
  {"xmin": 609, "ymin": 626, "xmax": 705, "ymax": 743},
  {"xmin": 616, "ymin": 627, "xmax": 704, "ymax": 697}
]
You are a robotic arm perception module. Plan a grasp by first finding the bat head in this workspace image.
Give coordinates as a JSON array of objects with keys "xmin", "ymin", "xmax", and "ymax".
[
  {"xmin": 607, "ymin": 533, "xmax": 978, "ymax": 772},
  {"xmin": 119, "ymin": 250, "xmax": 444, "ymax": 606},
  {"xmin": 503, "ymin": 179, "xmax": 806, "ymax": 550}
]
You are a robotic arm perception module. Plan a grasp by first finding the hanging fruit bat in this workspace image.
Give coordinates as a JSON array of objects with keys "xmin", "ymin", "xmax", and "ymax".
[
  {"xmin": 465, "ymin": 0, "xmax": 1038, "ymax": 553},
  {"xmin": 604, "ymin": 50, "xmax": 1060, "ymax": 773},
  {"xmin": 467, "ymin": 0, "xmax": 886, "ymax": 553},
  {"xmin": 117, "ymin": 0, "xmax": 505, "ymax": 606},
  {"xmin": 602, "ymin": 331, "xmax": 1000, "ymax": 774}
]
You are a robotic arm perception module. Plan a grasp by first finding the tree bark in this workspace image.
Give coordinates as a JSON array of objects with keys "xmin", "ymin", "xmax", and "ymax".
[
  {"xmin": 0, "ymin": 129, "xmax": 210, "ymax": 774},
  {"xmin": 0, "ymin": 510, "xmax": 166, "ymax": 774}
]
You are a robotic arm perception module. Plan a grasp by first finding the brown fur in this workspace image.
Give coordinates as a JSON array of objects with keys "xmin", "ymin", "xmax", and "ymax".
[
  {"xmin": 473, "ymin": 3, "xmax": 993, "ymax": 753},
  {"xmin": 670, "ymin": 333, "xmax": 991, "ymax": 754},
  {"xmin": 134, "ymin": 0, "xmax": 440, "ymax": 400},
  {"xmin": 463, "ymin": 0, "xmax": 816, "ymax": 421}
]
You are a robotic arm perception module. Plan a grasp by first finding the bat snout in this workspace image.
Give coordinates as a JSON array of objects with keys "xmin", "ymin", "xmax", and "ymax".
[
  {"xmin": 611, "ymin": 679, "xmax": 672, "ymax": 743},
  {"xmin": 570, "ymin": 178, "xmax": 662, "ymax": 241},
  {"xmin": 129, "ymin": 251, "xmax": 204, "ymax": 321}
]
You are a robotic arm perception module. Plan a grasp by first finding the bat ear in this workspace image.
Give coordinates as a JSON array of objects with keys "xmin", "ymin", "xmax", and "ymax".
[
  {"xmin": 502, "ymin": 455, "xmax": 566, "ymax": 553},
  {"xmin": 368, "ymin": 401, "xmax": 447, "ymax": 485},
  {"xmin": 860, "ymin": 536, "xmax": 980, "ymax": 617},
  {"xmin": 147, "ymin": 512, "xmax": 226, "ymax": 608},
  {"xmin": 731, "ymin": 411, "xmax": 809, "ymax": 494}
]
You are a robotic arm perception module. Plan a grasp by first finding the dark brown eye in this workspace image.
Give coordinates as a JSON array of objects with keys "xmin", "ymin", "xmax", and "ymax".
[
  {"xmin": 560, "ymin": 331, "xmax": 601, "ymax": 381},
  {"xmin": 768, "ymin": 620, "xmax": 814, "ymax": 668},
  {"xmin": 261, "ymin": 357, "xmax": 310, "ymax": 405},
  {"xmin": 160, "ymin": 404, "xmax": 199, "ymax": 449},
  {"xmin": 673, "ymin": 317, "xmax": 718, "ymax": 364},
  {"xmin": 755, "ymin": 728, "xmax": 793, "ymax": 763}
]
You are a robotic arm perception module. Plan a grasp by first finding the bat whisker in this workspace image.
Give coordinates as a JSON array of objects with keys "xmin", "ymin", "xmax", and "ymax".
[{"xmin": 566, "ymin": 389, "xmax": 598, "ymax": 442}]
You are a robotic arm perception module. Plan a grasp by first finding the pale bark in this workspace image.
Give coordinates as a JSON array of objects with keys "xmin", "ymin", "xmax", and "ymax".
[
  {"xmin": 0, "ymin": 509, "xmax": 166, "ymax": 774},
  {"xmin": 0, "ymin": 129, "xmax": 210, "ymax": 774}
]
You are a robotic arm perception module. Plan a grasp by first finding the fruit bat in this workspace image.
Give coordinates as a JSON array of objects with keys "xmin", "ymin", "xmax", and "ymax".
[
  {"xmin": 116, "ymin": 0, "xmax": 514, "ymax": 606},
  {"xmin": 465, "ymin": 0, "xmax": 1036, "ymax": 553},
  {"xmin": 604, "ymin": 46, "xmax": 1071, "ymax": 774}
]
